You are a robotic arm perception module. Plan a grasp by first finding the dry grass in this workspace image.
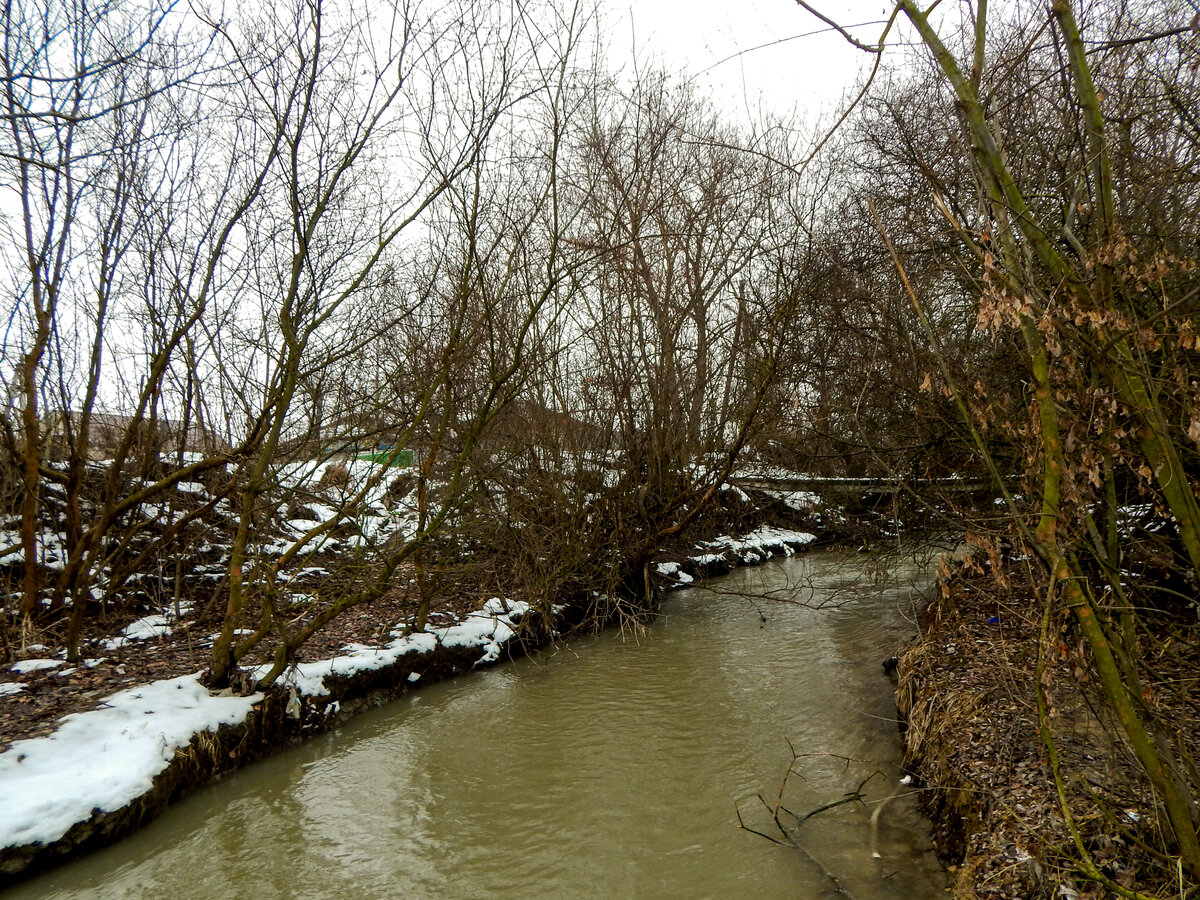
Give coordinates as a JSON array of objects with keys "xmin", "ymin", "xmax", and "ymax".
[{"xmin": 897, "ymin": 560, "xmax": 1200, "ymax": 898}]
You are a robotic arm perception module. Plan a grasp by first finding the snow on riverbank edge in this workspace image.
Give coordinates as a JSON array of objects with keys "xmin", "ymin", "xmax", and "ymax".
[
  {"xmin": 0, "ymin": 600, "xmax": 532, "ymax": 853},
  {"xmin": 0, "ymin": 523, "xmax": 815, "ymax": 883},
  {"xmin": 0, "ymin": 676, "xmax": 262, "ymax": 849}
]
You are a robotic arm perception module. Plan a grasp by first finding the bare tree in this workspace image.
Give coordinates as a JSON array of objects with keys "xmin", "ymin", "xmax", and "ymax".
[
  {"xmin": 0, "ymin": 0, "xmax": 246, "ymax": 656},
  {"xmin": 431, "ymin": 73, "xmax": 818, "ymax": 625}
]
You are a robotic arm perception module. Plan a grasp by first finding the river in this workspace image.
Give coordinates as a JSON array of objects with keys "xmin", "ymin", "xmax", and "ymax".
[{"xmin": 8, "ymin": 550, "xmax": 945, "ymax": 899}]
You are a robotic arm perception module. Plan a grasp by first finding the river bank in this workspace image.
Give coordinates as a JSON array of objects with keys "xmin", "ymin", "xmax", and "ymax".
[
  {"xmin": 895, "ymin": 553, "xmax": 1200, "ymax": 899},
  {"xmin": 0, "ymin": 488, "xmax": 819, "ymax": 887}
]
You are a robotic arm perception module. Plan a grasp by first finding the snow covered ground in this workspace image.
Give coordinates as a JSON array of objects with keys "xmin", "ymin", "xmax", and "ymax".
[
  {"xmin": 0, "ymin": 676, "xmax": 262, "ymax": 848},
  {"xmin": 2, "ymin": 455, "xmax": 421, "ymax": 605},
  {"xmin": 0, "ymin": 598, "xmax": 531, "ymax": 852},
  {"xmin": 245, "ymin": 597, "xmax": 532, "ymax": 696}
]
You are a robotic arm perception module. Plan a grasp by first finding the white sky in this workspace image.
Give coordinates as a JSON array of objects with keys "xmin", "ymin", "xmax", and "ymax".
[{"xmin": 601, "ymin": 0, "xmax": 905, "ymax": 123}]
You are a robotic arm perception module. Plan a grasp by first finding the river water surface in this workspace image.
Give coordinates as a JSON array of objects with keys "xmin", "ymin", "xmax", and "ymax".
[{"xmin": 9, "ymin": 551, "xmax": 946, "ymax": 899}]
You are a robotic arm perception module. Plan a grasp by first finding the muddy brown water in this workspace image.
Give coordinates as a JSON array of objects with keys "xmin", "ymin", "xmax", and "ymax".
[{"xmin": 8, "ymin": 551, "xmax": 946, "ymax": 899}]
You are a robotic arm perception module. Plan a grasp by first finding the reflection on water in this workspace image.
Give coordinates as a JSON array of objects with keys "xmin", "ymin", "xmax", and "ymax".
[{"xmin": 8, "ymin": 550, "xmax": 945, "ymax": 900}]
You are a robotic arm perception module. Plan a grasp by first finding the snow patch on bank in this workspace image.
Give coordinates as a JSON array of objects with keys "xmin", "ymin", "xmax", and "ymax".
[
  {"xmin": 0, "ymin": 596, "xmax": 534, "ymax": 854},
  {"xmin": 763, "ymin": 489, "xmax": 821, "ymax": 511},
  {"xmin": 250, "ymin": 632, "xmax": 438, "ymax": 697},
  {"xmin": 437, "ymin": 598, "xmax": 531, "ymax": 665},
  {"xmin": 251, "ymin": 597, "xmax": 532, "ymax": 695},
  {"xmin": 102, "ymin": 614, "xmax": 172, "ymax": 650},
  {"xmin": 655, "ymin": 561, "xmax": 693, "ymax": 584},
  {"xmin": 0, "ymin": 674, "xmax": 261, "ymax": 850},
  {"xmin": 654, "ymin": 524, "xmax": 817, "ymax": 591},
  {"xmin": 9, "ymin": 658, "xmax": 62, "ymax": 675},
  {"xmin": 690, "ymin": 525, "xmax": 816, "ymax": 566}
]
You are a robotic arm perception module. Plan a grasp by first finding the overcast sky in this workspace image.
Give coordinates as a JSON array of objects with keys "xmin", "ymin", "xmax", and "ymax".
[{"xmin": 600, "ymin": 0, "xmax": 905, "ymax": 123}]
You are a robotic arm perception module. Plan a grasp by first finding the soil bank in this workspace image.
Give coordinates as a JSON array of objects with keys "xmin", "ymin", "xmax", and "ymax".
[{"xmin": 894, "ymin": 556, "xmax": 1200, "ymax": 899}]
